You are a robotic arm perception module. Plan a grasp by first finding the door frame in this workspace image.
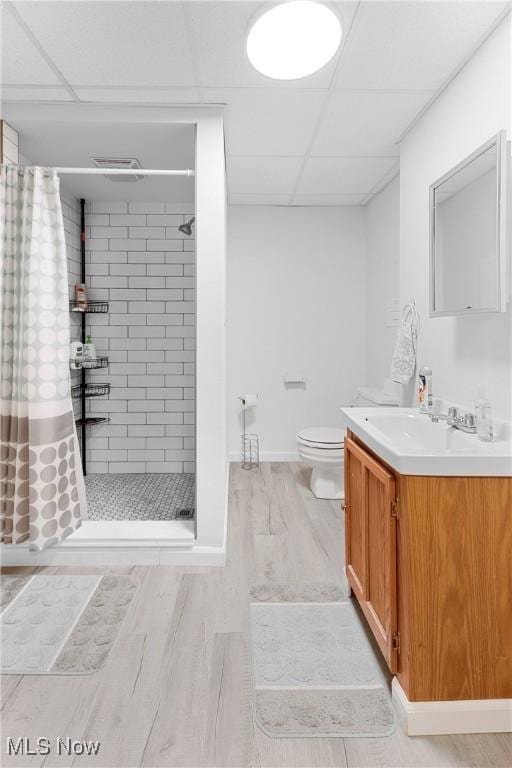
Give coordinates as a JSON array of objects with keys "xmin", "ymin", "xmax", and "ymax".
[{"xmin": 2, "ymin": 101, "xmax": 228, "ymax": 561}]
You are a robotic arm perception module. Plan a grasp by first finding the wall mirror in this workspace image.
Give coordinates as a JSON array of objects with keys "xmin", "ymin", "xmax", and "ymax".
[{"xmin": 429, "ymin": 130, "xmax": 509, "ymax": 316}]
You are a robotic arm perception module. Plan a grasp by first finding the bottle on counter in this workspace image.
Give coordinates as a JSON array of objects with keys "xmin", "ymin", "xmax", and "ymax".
[
  {"xmin": 475, "ymin": 395, "xmax": 493, "ymax": 442},
  {"xmin": 418, "ymin": 365, "xmax": 433, "ymax": 413}
]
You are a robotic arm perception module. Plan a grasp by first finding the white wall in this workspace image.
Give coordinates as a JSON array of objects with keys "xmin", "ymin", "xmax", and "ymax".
[
  {"xmin": 227, "ymin": 205, "xmax": 366, "ymax": 459},
  {"xmin": 195, "ymin": 110, "xmax": 227, "ymax": 552},
  {"xmin": 363, "ymin": 176, "xmax": 400, "ymax": 387},
  {"xmin": 400, "ymin": 16, "xmax": 511, "ymax": 420}
]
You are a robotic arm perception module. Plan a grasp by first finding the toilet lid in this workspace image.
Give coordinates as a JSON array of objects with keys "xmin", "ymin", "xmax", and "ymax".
[
  {"xmin": 297, "ymin": 427, "xmax": 345, "ymax": 446},
  {"xmin": 355, "ymin": 386, "xmax": 399, "ymax": 406}
]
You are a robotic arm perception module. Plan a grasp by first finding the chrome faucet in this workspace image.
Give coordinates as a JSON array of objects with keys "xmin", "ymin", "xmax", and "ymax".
[
  {"xmin": 430, "ymin": 406, "xmax": 477, "ymax": 433},
  {"xmin": 430, "ymin": 405, "xmax": 456, "ymax": 424}
]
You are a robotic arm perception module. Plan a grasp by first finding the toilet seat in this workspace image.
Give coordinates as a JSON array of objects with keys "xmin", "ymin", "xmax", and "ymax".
[
  {"xmin": 296, "ymin": 426, "xmax": 345, "ymax": 500},
  {"xmin": 297, "ymin": 427, "xmax": 345, "ymax": 449}
]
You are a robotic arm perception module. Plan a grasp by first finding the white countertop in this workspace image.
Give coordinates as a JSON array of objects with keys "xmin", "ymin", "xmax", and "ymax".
[{"xmin": 340, "ymin": 407, "xmax": 512, "ymax": 477}]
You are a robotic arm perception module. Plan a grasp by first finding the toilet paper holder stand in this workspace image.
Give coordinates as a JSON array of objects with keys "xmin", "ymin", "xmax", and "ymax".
[{"xmin": 238, "ymin": 396, "xmax": 259, "ymax": 470}]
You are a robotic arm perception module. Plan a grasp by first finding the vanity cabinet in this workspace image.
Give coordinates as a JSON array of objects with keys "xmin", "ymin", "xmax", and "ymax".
[{"xmin": 344, "ymin": 429, "xmax": 512, "ymax": 702}]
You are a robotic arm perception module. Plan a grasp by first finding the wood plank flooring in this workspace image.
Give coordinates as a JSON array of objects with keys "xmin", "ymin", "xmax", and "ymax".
[{"xmin": 1, "ymin": 462, "xmax": 511, "ymax": 767}]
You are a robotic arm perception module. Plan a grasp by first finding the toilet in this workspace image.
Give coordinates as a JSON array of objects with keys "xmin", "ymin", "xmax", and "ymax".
[
  {"xmin": 297, "ymin": 381, "xmax": 401, "ymax": 500},
  {"xmin": 296, "ymin": 427, "xmax": 345, "ymax": 500}
]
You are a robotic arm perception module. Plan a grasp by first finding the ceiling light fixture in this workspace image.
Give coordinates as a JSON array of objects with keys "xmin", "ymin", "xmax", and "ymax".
[{"xmin": 246, "ymin": 1, "xmax": 342, "ymax": 80}]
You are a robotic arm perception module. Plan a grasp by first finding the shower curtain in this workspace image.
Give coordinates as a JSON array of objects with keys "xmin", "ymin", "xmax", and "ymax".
[{"xmin": 0, "ymin": 166, "xmax": 86, "ymax": 550}]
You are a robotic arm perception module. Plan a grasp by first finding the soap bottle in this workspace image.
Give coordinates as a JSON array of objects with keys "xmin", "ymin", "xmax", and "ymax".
[
  {"xmin": 83, "ymin": 334, "xmax": 96, "ymax": 362},
  {"xmin": 69, "ymin": 341, "xmax": 83, "ymax": 369},
  {"xmin": 418, "ymin": 366, "xmax": 433, "ymax": 413},
  {"xmin": 475, "ymin": 394, "xmax": 493, "ymax": 442}
]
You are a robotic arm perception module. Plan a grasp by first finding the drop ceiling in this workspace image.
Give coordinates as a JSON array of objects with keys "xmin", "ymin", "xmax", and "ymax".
[{"xmin": 1, "ymin": 0, "xmax": 509, "ymax": 206}]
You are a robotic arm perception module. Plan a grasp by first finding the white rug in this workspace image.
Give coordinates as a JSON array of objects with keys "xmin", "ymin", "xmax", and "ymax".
[
  {"xmin": 250, "ymin": 600, "xmax": 396, "ymax": 738},
  {"xmin": 1, "ymin": 574, "xmax": 137, "ymax": 675},
  {"xmin": 250, "ymin": 582, "xmax": 349, "ymax": 603}
]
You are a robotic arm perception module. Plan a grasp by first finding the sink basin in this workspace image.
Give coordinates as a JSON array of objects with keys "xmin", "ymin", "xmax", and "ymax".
[{"xmin": 340, "ymin": 407, "xmax": 512, "ymax": 476}]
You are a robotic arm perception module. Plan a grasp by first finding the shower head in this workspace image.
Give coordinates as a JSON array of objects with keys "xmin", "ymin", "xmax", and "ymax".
[{"xmin": 178, "ymin": 216, "xmax": 195, "ymax": 236}]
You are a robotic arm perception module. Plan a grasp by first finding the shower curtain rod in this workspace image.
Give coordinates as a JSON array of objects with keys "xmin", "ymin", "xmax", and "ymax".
[{"xmin": 52, "ymin": 167, "xmax": 195, "ymax": 176}]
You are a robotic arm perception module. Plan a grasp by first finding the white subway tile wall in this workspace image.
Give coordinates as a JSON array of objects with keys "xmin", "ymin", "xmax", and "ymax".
[
  {"xmin": 62, "ymin": 192, "xmax": 83, "ymax": 428},
  {"xmin": 65, "ymin": 197, "xmax": 196, "ymax": 474}
]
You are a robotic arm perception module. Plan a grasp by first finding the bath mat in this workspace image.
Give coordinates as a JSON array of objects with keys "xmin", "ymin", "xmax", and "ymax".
[
  {"xmin": 0, "ymin": 574, "xmax": 137, "ymax": 675},
  {"xmin": 0, "ymin": 574, "xmax": 32, "ymax": 610},
  {"xmin": 249, "ymin": 601, "xmax": 395, "ymax": 738},
  {"xmin": 250, "ymin": 581, "xmax": 348, "ymax": 603},
  {"xmin": 255, "ymin": 688, "xmax": 395, "ymax": 737}
]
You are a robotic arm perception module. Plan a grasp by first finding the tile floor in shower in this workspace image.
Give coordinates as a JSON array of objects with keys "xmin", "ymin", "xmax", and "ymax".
[{"xmin": 84, "ymin": 473, "xmax": 195, "ymax": 521}]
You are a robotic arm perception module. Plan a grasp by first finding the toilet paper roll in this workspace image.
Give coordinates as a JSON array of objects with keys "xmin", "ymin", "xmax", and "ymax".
[{"xmin": 239, "ymin": 394, "xmax": 258, "ymax": 407}]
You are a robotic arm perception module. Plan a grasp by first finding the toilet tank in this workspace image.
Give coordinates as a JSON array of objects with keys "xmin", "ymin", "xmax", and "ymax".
[{"xmin": 353, "ymin": 378, "xmax": 401, "ymax": 407}]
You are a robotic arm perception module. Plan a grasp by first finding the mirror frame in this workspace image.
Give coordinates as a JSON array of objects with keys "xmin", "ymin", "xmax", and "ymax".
[{"xmin": 429, "ymin": 130, "xmax": 509, "ymax": 317}]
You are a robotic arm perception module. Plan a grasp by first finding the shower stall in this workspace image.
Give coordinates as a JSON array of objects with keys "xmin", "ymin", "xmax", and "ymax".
[
  {"xmin": 1, "ymin": 104, "xmax": 227, "ymax": 566},
  {"xmin": 65, "ymin": 190, "xmax": 197, "ymax": 524}
]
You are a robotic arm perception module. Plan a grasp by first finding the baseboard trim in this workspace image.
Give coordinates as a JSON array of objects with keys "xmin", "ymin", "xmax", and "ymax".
[
  {"xmin": 1, "ymin": 469, "xmax": 231, "ymax": 568},
  {"xmin": 392, "ymin": 678, "xmax": 512, "ymax": 735},
  {"xmin": 0, "ymin": 543, "xmax": 226, "ymax": 567},
  {"xmin": 229, "ymin": 452, "xmax": 300, "ymax": 462}
]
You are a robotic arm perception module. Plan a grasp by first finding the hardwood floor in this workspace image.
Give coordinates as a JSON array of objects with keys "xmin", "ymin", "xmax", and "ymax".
[{"xmin": 1, "ymin": 462, "xmax": 511, "ymax": 767}]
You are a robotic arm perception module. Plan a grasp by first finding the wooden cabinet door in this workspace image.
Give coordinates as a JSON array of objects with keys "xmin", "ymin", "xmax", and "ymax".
[
  {"xmin": 344, "ymin": 436, "xmax": 367, "ymax": 603},
  {"xmin": 344, "ymin": 436, "xmax": 398, "ymax": 672}
]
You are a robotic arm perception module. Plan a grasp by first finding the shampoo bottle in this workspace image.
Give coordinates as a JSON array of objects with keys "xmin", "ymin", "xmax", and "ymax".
[
  {"xmin": 74, "ymin": 283, "xmax": 88, "ymax": 311},
  {"xmin": 69, "ymin": 341, "xmax": 83, "ymax": 369},
  {"xmin": 83, "ymin": 334, "xmax": 96, "ymax": 362}
]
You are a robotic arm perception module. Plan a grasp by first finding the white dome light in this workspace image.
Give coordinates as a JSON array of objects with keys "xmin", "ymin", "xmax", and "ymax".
[{"xmin": 247, "ymin": 1, "xmax": 342, "ymax": 80}]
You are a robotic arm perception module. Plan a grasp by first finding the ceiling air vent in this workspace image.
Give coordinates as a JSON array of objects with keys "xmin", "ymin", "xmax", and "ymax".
[{"xmin": 90, "ymin": 157, "xmax": 144, "ymax": 182}]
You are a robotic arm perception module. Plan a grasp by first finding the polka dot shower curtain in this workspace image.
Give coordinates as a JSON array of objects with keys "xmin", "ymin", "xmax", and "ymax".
[{"xmin": 0, "ymin": 166, "xmax": 87, "ymax": 550}]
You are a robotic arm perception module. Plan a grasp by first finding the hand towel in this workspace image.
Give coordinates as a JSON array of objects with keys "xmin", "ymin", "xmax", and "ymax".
[{"xmin": 390, "ymin": 302, "xmax": 419, "ymax": 384}]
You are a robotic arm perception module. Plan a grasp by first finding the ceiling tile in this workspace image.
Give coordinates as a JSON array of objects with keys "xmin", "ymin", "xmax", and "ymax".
[
  {"xmin": 228, "ymin": 156, "xmax": 303, "ymax": 194},
  {"xmin": 1, "ymin": 86, "xmax": 74, "ymax": 101},
  {"xmin": 312, "ymin": 90, "xmax": 432, "ymax": 157},
  {"xmin": 297, "ymin": 157, "xmax": 398, "ymax": 195},
  {"xmin": 335, "ymin": 1, "xmax": 508, "ymax": 90},
  {"xmin": 75, "ymin": 87, "xmax": 201, "ymax": 103},
  {"xmin": 229, "ymin": 193, "xmax": 292, "ymax": 206},
  {"xmin": 3, "ymin": 0, "xmax": 507, "ymax": 209},
  {"xmin": 204, "ymin": 88, "xmax": 325, "ymax": 156},
  {"xmin": 12, "ymin": 1, "xmax": 196, "ymax": 87},
  {"xmin": 185, "ymin": 1, "xmax": 358, "ymax": 89},
  {"xmin": 0, "ymin": 6, "xmax": 63, "ymax": 85},
  {"xmin": 292, "ymin": 193, "xmax": 366, "ymax": 206}
]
